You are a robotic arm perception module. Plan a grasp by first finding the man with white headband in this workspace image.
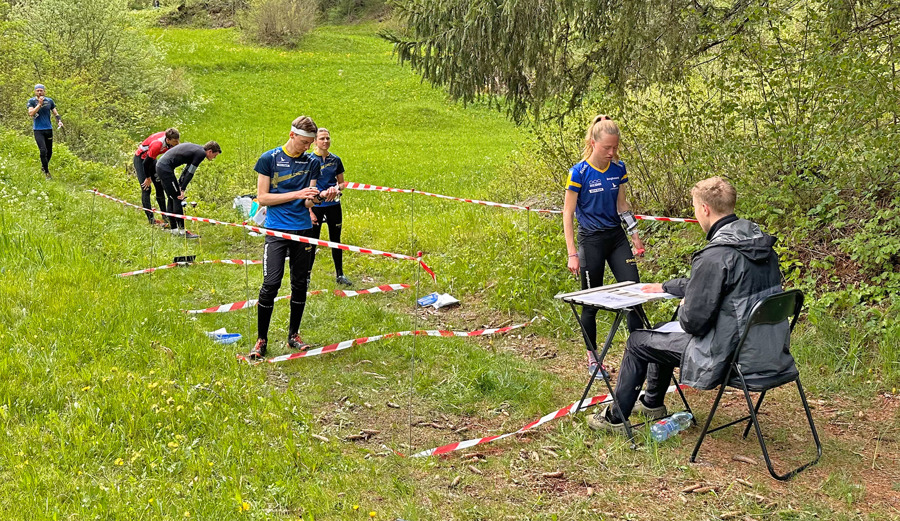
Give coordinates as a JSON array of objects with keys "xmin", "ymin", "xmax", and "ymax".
[
  {"xmin": 26, "ymin": 84, "xmax": 63, "ymax": 179},
  {"xmin": 155, "ymin": 140, "xmax": 222, "ymax": 238},
  {"xmin": 247, "ymin": 116, "xmax": 323, "ymax": 361}
]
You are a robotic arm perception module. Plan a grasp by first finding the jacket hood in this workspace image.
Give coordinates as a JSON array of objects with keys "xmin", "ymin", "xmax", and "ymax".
[{"xmin": 701, "ymin": 219, "xmax": 777, "ymax": 263}]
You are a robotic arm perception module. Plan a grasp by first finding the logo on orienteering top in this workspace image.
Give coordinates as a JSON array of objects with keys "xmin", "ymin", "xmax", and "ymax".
[{"xmin": 271, "ymin": 163, "xmax": 310, "ymax": 189}]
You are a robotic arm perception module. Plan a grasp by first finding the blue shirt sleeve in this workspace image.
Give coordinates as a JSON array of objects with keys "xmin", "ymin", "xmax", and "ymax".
[
  {"xmin": 566, "ymin": 166, "xmax": 582, "ymax": 193},
  {"xmin": 254, "ymin": 152, "xmax": 273, "ymax": 178},
  {"xmin": 335, "ymin": 157, "xmax": 345, "ymax": 177},
  {"xmin": 619, "ymin": 161, "xmax": 628, "ymax": 183},
  {"xmin": 48, "ymin": 99, "xmax": 56, "ymax": 110},
  {"xmin": 27, "ymin": 99, "xmax": 36, "ymax": 109}
]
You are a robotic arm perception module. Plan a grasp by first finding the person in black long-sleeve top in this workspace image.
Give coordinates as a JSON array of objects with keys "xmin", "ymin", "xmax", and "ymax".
[{"xmin": 156, "ymin": 141, "xmax": 221, "ymax": 237}]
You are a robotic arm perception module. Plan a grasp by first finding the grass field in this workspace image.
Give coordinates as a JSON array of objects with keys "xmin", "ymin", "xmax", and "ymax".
[{"xmin": 1, "ymin": 22, "xmax": 898, "ymax": 520}]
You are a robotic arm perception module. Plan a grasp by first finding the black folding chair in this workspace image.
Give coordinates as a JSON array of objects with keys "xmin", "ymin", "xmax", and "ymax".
[{"xmin": 690, "ymin": 289, "xmax": 822, "ymax": 481}]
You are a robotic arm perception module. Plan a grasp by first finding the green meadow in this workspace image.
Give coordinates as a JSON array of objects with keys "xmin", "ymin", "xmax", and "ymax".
[{"xmin": 1, "ymin": 23, "xmax": 897, "ymax": 520}]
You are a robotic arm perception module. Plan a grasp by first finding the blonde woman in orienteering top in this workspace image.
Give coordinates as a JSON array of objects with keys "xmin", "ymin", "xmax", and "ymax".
[{"xmin": 563, "ymin": 115, "xmax": 646, "ymax": 375}]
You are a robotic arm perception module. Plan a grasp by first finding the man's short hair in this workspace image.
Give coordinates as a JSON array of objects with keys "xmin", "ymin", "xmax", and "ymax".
[
  {"xmin": 203, "ymin": 141, "xmax": 222, "ymax": 154},
  {"xmin": 691, "ymin": 176, "xmax": 736, "ymax": 214},
  {"xmin": 165, "ymin": 128, "xmax": 180, "ymax": 141},
  {"xmin": 292, "ymin": 115, "xmax": 317, "ymax": 134}
]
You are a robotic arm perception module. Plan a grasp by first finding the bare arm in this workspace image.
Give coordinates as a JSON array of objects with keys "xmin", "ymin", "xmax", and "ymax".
[
  {"xmin": 27, "ymin": 98, "xmax": 42, "ymax": 117},
  {"xmin": 323, "ymin": 173, "xmax": 345, "ymax": 202},
  {"xmin": 563, "ymin": 189, "xmax": 580, "ymax": 275},
  {"xmin": 257, "ymin": 174, "xmax": 318, "ymax": 208}
]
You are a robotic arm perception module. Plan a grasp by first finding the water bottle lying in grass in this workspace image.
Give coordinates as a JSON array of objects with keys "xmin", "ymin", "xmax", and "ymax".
[{"xmin": 650, "ymin": 411, "xmax": 693, "ymax": 442}]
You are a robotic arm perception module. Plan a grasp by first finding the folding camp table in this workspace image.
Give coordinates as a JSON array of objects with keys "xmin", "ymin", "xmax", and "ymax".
[{"xmin": 556, "ymin": 281, "xmax": 695, "ymax": 441}]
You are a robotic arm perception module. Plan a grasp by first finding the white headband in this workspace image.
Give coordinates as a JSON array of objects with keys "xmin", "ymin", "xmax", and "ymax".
[{"xmin": 291, "ymin": 126, "xmax": 316, "ymax": 138}]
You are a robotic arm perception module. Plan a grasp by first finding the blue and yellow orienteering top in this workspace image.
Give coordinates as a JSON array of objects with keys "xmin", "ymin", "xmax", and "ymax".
[
  {"xmin": 312, "ymin": 151, "xmax": 345, "ymax": 208},
  {"xmin": 566, "ymin": 159, "xmax": 628, "ymax": 231},
  {"xmin": 254, "ymin": 146, "xmax": 320, "ymax": 231}
]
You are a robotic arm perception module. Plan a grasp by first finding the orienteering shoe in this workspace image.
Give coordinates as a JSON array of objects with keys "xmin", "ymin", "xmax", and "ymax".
[
  {"xmin": 287, "ymin": 333, "xmax": 310, "ymax": 351},
  {"xmin": 248, "ymin": 339, "xmax": 267, "ymax": 361}
]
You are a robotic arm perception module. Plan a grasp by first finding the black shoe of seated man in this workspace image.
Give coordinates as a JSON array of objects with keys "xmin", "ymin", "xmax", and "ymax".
[
  {"xmin": 248, "ymin": 339, "xmax": 267, "ymax": 360},
  {"xmin": 336, "ymin": 275, "xmax": 352, "ymax": 286}
]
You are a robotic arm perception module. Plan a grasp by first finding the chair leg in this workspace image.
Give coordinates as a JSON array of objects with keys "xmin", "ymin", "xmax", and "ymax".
[
  {"xmin": 796, "ymin": 379, "xmax": 823, "ymax": 466},
  {"xmin": 690, "ymin": 381, "xmax": 728, "ymax": 463},
  {"xmin": 742, "ymin": 390, "xmax": 766, "ymax": 439},
  {"xmin": 736, "ymin": 370, "xmax": 822, "ymax": 481},
  {"xmin": 672, "ymin": 373, "xmax": 696, "ymax": 426}
]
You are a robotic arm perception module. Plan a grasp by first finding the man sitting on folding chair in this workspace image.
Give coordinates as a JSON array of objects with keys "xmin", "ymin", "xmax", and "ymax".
[{"xmin": 589, "ymin": 176, "xmax": 796, "ymax": 433}]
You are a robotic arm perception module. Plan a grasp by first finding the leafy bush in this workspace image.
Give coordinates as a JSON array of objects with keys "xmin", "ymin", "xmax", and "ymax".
[
  {"xmin": 2, "ymin": 0, "xmax": 191, "ymax": 162},
  {"xmin": 238, "ymin": 0, "xmax": 315, "ymax": 47}
]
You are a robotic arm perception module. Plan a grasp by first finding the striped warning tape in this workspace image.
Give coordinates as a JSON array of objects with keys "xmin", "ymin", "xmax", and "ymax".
[
  {"xmin": 345, "ymin": 182, "xmax": 699, "ymax": 222},
  {"xmin": 185, "ymin": 284, "xmax": 411, "ymax": 314},
  {"xmin": 411, "ymin": 385, "xmax": 682, "ymax": 457},
  {"xmin": 236, "ymin": 318, "xmax": 536, "ymax": 365},
  {"xmin": 88, "ymin": 189, "xmax": 435, "ymax": 279},
  {"xmin": 117, "ymin": 259, "xmax": 263, "ymax": 277}
]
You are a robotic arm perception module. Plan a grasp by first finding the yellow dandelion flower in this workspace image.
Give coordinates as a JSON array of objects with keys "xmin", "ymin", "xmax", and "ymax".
[
  {"xmin": 81, "ymin": 386, "xmax": 91, "ymax": 392},
  {"xmin": 369, "ymin": 511, "xmax": 376, "ymax": 518},
  {"xmin": 241, "ymin": 501, "xmax": 250, "ymax": 511},
  {"xmin": 353, "ymin": 505, "xmax": 359, "ymax": 511},
  {"xmin": 114, "ymin": 458, "xmax": 124, "ymax": 466},
  {"xmin": 168, "ymin": 441, "xmax": 179, "ymax": 448}
]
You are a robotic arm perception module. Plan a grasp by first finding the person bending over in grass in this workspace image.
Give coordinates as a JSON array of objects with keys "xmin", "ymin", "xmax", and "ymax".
[
  {"xmin": 563, "ymin": 114, "xmax": 646, "ymax": 376},
  {"xmin": 133, "ymin": 128, "xmax": 180, "ymax": 226},
  {"xmin": 305, "ymin": 127, "xmax": 352, "ymax": 287},
  {"xmin": 248, "ymin": 116, "xmax": 326, "ymax": 361},
  {"xmin": 26, "ymin": 84, "xmax": 63, "ymax": 179},
  {"xmin": 155, "ymin": 140, "xmax": 221, "ymax": 238},
  {"xmin": 588, "ymin": 177, "xmax": 793, "ymax": 434}
]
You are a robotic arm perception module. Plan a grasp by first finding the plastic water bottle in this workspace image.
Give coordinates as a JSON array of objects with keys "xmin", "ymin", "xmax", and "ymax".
[{"xmin": 650, "ymin": 411, "xmax": 693, "ymax": 442}]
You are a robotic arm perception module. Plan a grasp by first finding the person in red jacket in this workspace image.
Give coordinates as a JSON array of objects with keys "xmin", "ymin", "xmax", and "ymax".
[{"xmin": 134, "ymin": 128, "xmax": 180, "ymax": 225}]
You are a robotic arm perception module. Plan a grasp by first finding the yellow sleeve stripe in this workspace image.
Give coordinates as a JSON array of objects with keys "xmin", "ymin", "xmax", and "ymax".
[{"xmin": 567, "ymin": 180, "xmax": 582, "ymax": 189}]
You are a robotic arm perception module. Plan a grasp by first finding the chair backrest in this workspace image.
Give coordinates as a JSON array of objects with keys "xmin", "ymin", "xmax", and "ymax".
[
  {"xmin": 746, "ymin": 289, "xmax": 804, "ymax": 330},
  {"xmin": 732, "ymin": 289, "xmax": 804, "ymax": 362}
]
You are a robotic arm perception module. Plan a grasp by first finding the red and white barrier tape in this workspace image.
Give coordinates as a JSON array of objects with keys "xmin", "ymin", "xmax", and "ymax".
[
  {"xmin": 88, "ymin": 189, "xmax": 436, "ymax": 280},
  {"xmin": 185, "ymin": 284, "xmax": 411, "ymax": 314},
  {"xmin": 117, "ymin": 259, "xmax": 263, "ymax": 278},
  {"xmin": 236, "ymin": 318, "xmax": 536, "ymax": 365},
  {"xmin": 412, "ymin": 384, "xmax": 682, "ymax": 457},
  {"xmin": 345, "ymin": 182, "xmax": 699, "ymax": 223}
]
